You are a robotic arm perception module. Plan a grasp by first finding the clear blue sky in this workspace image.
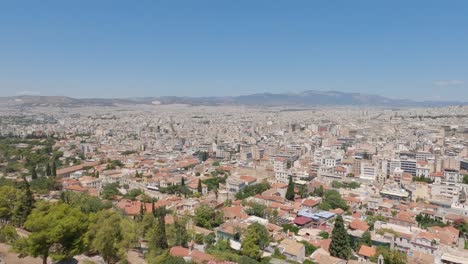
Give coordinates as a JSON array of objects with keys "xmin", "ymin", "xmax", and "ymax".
[{"xmin": 0, "ymin": 0, "xmax": 467, "ymax": 101}]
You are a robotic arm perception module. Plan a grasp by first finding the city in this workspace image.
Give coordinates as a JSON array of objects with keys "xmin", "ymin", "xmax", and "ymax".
[
  {"xmin": 0, "ymin": 102, "xmax": 467, "ymax": 264},
  {"xmin": 1, "ymin": 1, "xmax": 467, "ymax": 264}
]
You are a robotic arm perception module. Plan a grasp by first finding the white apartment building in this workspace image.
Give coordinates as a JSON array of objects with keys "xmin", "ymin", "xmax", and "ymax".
[{"xmin": 360, "ymin": 163, "xmax": 378, "ymax": 181}]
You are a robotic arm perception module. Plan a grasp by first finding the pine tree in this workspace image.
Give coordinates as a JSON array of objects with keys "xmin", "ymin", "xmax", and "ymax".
[
  {"xmin": 31, "ymin": 166, "xmax": 38, "ymax": 180},
  {"xmin": 46, "ymin": 163, "xmax": 51, "ymax": 176},
  {"xmin": 329, "ymin": 215, "xmax": 352, "ymax": 260},
  {"xmin": 285, "ymin": 176, "xmax": 295, "ymax": 201},
  {"xmin": 13, "ymin": 177, "xmax": 35, "ymax": 227},
  {"xmin": 197, "ymin": 180, "xmax": 202, "ymax": 193}
]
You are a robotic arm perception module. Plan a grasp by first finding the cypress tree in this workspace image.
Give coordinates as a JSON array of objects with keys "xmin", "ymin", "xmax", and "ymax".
[
  {"xmin": 197, "ymin": 180, "xmax": 202, "ymax": 193},
  {"xmin": 181, "ymin": 177, "xmax": 185, "ymax": 186},
  {"xmin": 329, "ymin": 215, "xmax": 352, "ymax": 260},
  {"xmin": 46, "ymin": 163, "xmax": 51, "ymax": 176},
  {"xmin": 285, "ymin": 176, "xmax": 295, "ymax": 201},
  {"xmin": 31, "ymin": 166, "xmax": 38, "ymax": 180},
  {"xmin": 52, "ymin": 162, "xmax": 57, "ymax": 177},
  {"xmin": 153, "ymin": 206, "xmax": 168, "ymax": 249}
]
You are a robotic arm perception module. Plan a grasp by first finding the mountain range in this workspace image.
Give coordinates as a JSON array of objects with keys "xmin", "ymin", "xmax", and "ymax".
[{"xmin": 0, "ymin": 90, "xmax": 466, "ymax": 107}]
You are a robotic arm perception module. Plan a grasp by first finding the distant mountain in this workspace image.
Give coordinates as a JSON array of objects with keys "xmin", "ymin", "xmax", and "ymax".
[{"xmin": 0, "ymin": 91, "xmax": 466, "ymax": 107}]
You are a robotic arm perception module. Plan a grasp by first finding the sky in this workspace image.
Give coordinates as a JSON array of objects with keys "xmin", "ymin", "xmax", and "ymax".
[{"xmin": 0, "ymin": 0, "xmax": 467, "ymax": 101}]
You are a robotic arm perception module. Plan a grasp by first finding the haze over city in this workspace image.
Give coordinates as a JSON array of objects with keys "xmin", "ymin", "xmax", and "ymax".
[{"xmin": 1, "ymin": 2, "xmax": 468, "ymax": 264}]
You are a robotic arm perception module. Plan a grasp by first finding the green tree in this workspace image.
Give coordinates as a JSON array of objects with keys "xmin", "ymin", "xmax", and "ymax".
[
  {"xmin": 245, "ymin": 202, "xmax": 267, "ymax": 218},
  {"xmin": 174, "ymin": 218, "xmax": 188, "ymax": 247},
  {"xmin": 0, "ymin": 224, "xmax": 19, "ymax": 243},
  {"xmin": 318, "ymin": 231, "xmax": 329, "ymax": 239},
  {"xmin": 463, "ymin": 175, "xmax": 468, "ymax": 184},
  {"xmin": 152, "ymin": 206, "xmax": 168, "ymax": 250},
  {"xmin": 197, "ymin": 180, "xmax": 202, "ymax": 193},
  {"xmin": 31, "ymin": 166, "xmax": 38, "ymax": 180},
  {"xmin": 45, "ymin": 162, "xmax": 51, "ymax": 176},
  {"xmin": 194, "ymin": 204, "xmax": 224, "ymax": 229},
  {"xmin": 147, "ymin": 250, "xmax": 186, "ymax": 264},
  {"xmin": 312, "ymin": 185, "xmax": 325, "ymax": 197},
  {"xmin": 319, "ymin": 190, "xmax": 349, "ymax": 211},
  {"xmin": 12, "ymin": 178, "xmax": 35, "ymax": 227},
  {"xmin": 14, "ymin": 202, "xmax": 88, "ymax": 264},
  {"xmin": 86, "ymin": 210, "xmax": 124, "ymax": 263},
  {"xmin": 370, "ymin": 246, "xmax": 407, "ymax": 264},
  {"xmin": 235, "ymin": 182, "xmax": 270, "ymax": 199},
  {"xmin": 61, "ymin": 191, "xmax": 112, "ymax": 214},
  {"xmin": 285, "ymin": 176, "xmax": 295, "ymax": 201},
  {"xmin": 0, "ymin": 185, "xmax": 19, "ymax": 223},
  {"xmin": 101, "ymin": 183, "xmax": 120, "ymax": 200},
  {"xmin": 204, "ymin": 232, "xmax": 216, "ymax": 247},
  {"xmin": 329, "ymin": 215, "xmax": 352, "ymax": 260},
  {"xmin": 241, "ymin": 222, "xmax": 270, "ymax": 260},
  {"xmin": 51, "ymin": 162, "xmax": 57, "ymax": 177},
  {"xmin": 361, "ymin": 230, "xmax": 372, "ymax": 246}
]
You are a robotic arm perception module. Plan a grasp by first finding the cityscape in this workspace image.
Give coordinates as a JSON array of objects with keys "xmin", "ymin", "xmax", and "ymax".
[{"xmin": 1, "ymin": 1, "xmax": 468, "ymax": 264}]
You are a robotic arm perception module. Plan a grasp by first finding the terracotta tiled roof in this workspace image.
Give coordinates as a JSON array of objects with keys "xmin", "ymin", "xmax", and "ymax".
[
  {"xmin": 302, "ymin": 199, "xmax": 320, "ymax": 207},
  {"xmin": 349, "ymin": 219, "xmax": 370, "ymax": 232},
  {"xmin": 358, "ymin": 245, "xmax": 376, "ymax": 257},
  {"xmin": 239, "ymin": 175, "xmax": 257, "ymax": 183}
]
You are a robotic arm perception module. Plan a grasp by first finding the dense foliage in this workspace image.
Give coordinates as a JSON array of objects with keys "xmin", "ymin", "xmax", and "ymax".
[
  {"xmin": 235, "ymin": 182, "xmax": 270, "ymax": 200},
  {"xmin": 329, "ymin": 215, "xmax": 352, "ymax": 260}
]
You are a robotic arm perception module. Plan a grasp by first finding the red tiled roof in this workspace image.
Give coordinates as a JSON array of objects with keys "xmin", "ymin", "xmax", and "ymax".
[
  {"xmin": 358, "ymin": 245, "xmax": 376, "ymax": 257},
  {"xmin": 294, "ymin": 216, "xmax": 312, "ymax": 226},
  {"xmin": 349, "ymin": 219, "xmax": 370, "ymax": 232}
]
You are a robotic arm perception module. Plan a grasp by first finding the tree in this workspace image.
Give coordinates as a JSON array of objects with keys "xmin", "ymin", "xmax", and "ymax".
[
  {"xmin": 285, "ymin": 176, "xmax": 295, "ymax": 201},
  {"xmin": 241, "ymin": 222, "xmax": 270, "ymax": 260},
  {"xmin": 45, "ymin": 162, "xmax": 51, "ymax": 176},
  {"xmin": 86, "ymin": 210, "xmax": 124, "ymax": 263},
  {"xmin": 235, "ymin": 182, "xmax": 270, "ymax": 199},
  {"xmin": 318, "ymin": 231, "xmax": 329, "ymax": 239},
  {"xmin": 319, "ymin": 190, "xmax": 349, "ymax": 211},
  {"xmin": 298, "ymin": 184, "xmax": 308, "ymax": 198},
  {"xmin": 51, "ymin": 162, "xmax": 57, "ymax": 177},
  {"xmin": 194, "ymin": 205, "xmax": 224, "ymax": 229},
  {"xmin": 329, "ymin": 215, "xmax": 352, "ymax": 260},
  {"xmin": 204, "ymin": 233, "xmax": 216, "ymax": 248},
  {"xmin": 197, "ymin": 180, "xmax": 202, "ymax": 193},
  {"xmin": 101, "ymin": 183, "xmax": 120, "ymax": 200},
  {"xmin": 181, "ymin": 177, "xmax": 185, "ymax": 186},
  {"xmin": 245, "ymin": 202, "xmax": 267, "ymax": 218},
  {"xmin": 0, "ymin": 185, "xmax": 19, "ymax": 223},
  {"xmin": 0, "ymin": 224, "xmax": 19, "ymax": 243},
  {"xmin": 174, "ymin": 218, "xmax": 188, "ymax": 247},
  {"xmin": 151, "ymin": 206, "xmax": 168, "ymax": 250},
  {"xmin": 370, "ymin": 246, "xmax": 406, "ymax": 264},
  {"xmin": 361, "ymin": 230, "xmax": 372, "ymax": 246},
  {"xmin": 312, "ymin": 185, "xmax": 325, "ymax": 197},
  {"xmin": 14, "ymin": 202, "xmax": 88, "ymax": 264},
  {"xmin": 61, "ymin": 191, "xmax": 112, "ymax": 214},
  {"xmin": 198, "ymin": 151, "xmax": 208, "ymax": 162},
  {"xmin": 31, "ymin": 166, "xmax": 38, "ymax": 180},
  {"xmin": 12, "ymin": 178, "xmax": 35, "ymax": 227}
]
